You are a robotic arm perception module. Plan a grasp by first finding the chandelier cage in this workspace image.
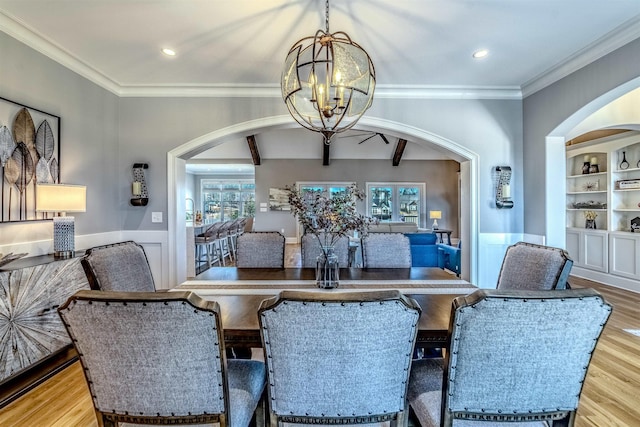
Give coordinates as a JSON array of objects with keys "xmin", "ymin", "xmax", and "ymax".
[{"xmin": 281, "ymin": 1, "xmax": 376, "ymax": 145}]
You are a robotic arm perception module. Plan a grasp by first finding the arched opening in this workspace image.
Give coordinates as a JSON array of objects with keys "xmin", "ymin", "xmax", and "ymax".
[
  {"xmin": 545, "ymin": 77, "xmax": 640, "ymax": 249},
  {"xmin": 167, "ymin": 115, "xmax": 479, "ymax": 285}
]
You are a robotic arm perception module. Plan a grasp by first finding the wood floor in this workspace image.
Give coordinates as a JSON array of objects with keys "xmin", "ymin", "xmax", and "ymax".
[{"xmin": 0, "ymin": 275, "xmax": 638, "ymax": 426}]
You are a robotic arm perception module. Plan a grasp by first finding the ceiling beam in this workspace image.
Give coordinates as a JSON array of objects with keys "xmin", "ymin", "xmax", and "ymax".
[
  {"xmin": 246, "ymin": 135, "xmax": 260, "ymax": 165},
  {"xmin": 392, "ymin": 139, "xmax": 408, "ymax": 166}
]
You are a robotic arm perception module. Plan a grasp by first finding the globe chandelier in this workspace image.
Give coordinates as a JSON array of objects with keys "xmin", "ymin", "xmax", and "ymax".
[{"xmin": 281, "ymin": 0, "xmax": 376, "ymax": 145}]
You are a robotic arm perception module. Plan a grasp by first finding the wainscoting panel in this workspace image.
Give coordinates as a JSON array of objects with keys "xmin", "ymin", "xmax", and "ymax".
[{"xmin": 476, "ymin": 233, "xmax": 529, "ymax": 288}]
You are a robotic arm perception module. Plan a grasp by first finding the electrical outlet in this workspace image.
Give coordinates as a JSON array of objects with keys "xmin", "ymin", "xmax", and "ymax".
[{"xmin": 152, "ymin": 212, "xmax": 163, "ymax": 223}]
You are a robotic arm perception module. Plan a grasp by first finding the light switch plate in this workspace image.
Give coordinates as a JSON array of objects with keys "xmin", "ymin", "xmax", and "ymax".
[{"xmin": 151, "ymin": 212, "xmax": 163, "ymax": 223}]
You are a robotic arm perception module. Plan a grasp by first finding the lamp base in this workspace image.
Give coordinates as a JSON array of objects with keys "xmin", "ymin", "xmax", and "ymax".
[
  {"xmin": 53, "ymin": 216, "xmax": 75, "ymax": 257},
  {"xmin": 54, "ymin": 250, "xmax": 75, "ymax": 259},
  {"xmin": 432, "ymin": 219, "xmax": 439, "ymax": 230}
]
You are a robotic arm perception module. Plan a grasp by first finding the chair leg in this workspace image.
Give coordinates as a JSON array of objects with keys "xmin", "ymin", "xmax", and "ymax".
[
  {"xmin": 254, "ymin": 389, "xmax": 267, "ymax": 427},
  {"xmin": 217, "ymin": 239, "xmax": 226, "ymax": 266}
]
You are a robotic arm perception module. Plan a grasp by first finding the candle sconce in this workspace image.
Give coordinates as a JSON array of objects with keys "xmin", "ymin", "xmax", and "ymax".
[
  {"xmin": 495, "ymin": 166, "xmax": 513, "ymax": 209},
  {"xmin": 131, "ymin": 163, "xmax": 149, "ymax": 206}
]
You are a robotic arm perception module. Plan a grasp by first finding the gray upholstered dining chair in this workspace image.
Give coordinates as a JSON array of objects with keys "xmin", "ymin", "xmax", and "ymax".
[
  {"xmin": 408, "ymin": 288, "xmax": 612, "ymax": 427},
  {"xmin": 58, "ymin": 290, "xmax": 266, "ymax": 427},
  {"xmin": 497, "ymin": 241, "xmax": 573, "ymax": 290},
  {"xmin": 258, "ymin": 290, "xmax": 421, "ymax": 427},
  {"xmin": 300, "ymin": 232, "xmax": 350, "ymax": 268},
  {"xmin": 236, "ymin": 231, "xmax": 285, "ymax": 268},
  {"xmin": 81, "ymin": 240, "xmax": 156, "ymax": 291},
  {"xmin": 362, "ymin": 232, "xmax": 412, "ymax": 268}
]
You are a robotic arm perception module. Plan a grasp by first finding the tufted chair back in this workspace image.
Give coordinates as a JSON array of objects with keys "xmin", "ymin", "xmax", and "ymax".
[
  {"xmin": 58, "ymin": 290, "xmax": 266, "ymax": 427},
  {"xmin": 362, "ymin": 232, "xmax": 412, "ymax": 268},
  {"xmin": 259, "ymin": 290, "xmax": 421, "ymax": 427},
  {"xmin": 81, "ymin": 241, "xmax": 156, "ymax": 291},
  {"xmin": 408, "ymin": 288, "xmax": 611, "ymax": 427},
  {"xmin": 300, "ymin": 232, "xmax": 350, "ymax": 268},
  {"xmin": 497, "ymin": 241, "xmax": 573, "ymax": 290},
  {"xmin": 236, "ymin": 232, "xmax": 285, "ymax": 268}
]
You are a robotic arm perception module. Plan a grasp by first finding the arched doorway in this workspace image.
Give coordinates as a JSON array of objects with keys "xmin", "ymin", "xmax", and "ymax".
[
  {"xmin": 545, "ymin": 77, "xmax": 640, "ymax": 249},
  {"xmin": 167, "ymin": 115, "xmax": 480, "ymax": 285}
]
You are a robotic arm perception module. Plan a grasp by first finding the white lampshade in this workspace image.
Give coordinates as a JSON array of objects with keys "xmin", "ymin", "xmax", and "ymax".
[
  {"xmin": 36, "ymin": 184, "xmax": 86, "ymax": 258},
  {"xmin": 36, "ymin": 184, "xmax": 86, "ymax": 213},
  {"xmin": 429, "ymin": 210, "xmax": 442, "ymax": 230}
]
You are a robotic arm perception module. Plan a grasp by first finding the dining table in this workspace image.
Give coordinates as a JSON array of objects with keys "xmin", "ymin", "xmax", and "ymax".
[{"xmin": 174, "ymin": 266, "xmax": 477, "ymax": 349}]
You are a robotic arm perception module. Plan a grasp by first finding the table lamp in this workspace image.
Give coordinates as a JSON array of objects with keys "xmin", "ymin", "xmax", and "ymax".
[
  {"xmin": 36, "ymin": 183, "xmax": 87, "ymax": 258},
  {"xmin": 429, "ymin": 210, "xmax": 442, "ymax": 230}
]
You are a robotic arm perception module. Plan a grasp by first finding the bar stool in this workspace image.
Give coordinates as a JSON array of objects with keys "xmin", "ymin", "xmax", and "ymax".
[{"xmin": 195, "ymin": 222, "xmax": 223, "ymax": 269}]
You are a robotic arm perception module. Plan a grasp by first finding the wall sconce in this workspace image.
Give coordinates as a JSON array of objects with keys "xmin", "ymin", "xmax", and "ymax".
[
  {"xmin": 495, "ymin": 166, "xmax": 514, "ymax": 209},
  {"xmin": 36, "ymin": 183, "xmax": 87, "ymax": 258},
  {"xmin": 131, "ymin": 163, "xmax": 149, "ymax": 206},
  {"xmin": 429, "ymin": 210, "xmax": 442, "ymax": 229}
]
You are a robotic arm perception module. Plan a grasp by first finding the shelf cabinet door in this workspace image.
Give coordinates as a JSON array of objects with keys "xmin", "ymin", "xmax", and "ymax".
[
  {"xmin": 609, "ymin": 232, "xmax": 640, "ymax": 279},
  {"xmin": 583, "ymin": 231, "xmax": 608, "ymax": 272},
  {"xmin": 566, "ymin": 228, "xmax": 608, "ymax": 272}
]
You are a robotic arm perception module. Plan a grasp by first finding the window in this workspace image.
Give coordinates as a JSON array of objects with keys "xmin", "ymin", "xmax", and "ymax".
[
  {"xmin": 201, "ymin": 180, "xmax": 255, "ymax": 222},
  {"xmin": 366, "ymin": 182, "xmax": 426, "ymax": 226},
  {"xmin": 296, "ymin": 182, "xmax": 354, "ymax": 237}
]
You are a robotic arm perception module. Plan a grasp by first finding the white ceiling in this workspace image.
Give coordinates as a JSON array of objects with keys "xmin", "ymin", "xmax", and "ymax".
[
  {"xmin": 1, "ymin": 0, "xmax": 639, "ymax": 98},
  {"xmin": 3, "ymin": 1, "xmax": 640, "ymax": 168}
]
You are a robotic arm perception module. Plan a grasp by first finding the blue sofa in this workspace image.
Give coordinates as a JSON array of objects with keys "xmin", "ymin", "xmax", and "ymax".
[
  {"xmin": 437, "ymin": 241, "xmax": 462, "ymax": 276},
  {"xmin": 404, "ymin": 233, "xmax": 439, "ymax": 267}
]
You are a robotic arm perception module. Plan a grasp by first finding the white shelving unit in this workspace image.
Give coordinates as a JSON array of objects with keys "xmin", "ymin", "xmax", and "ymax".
[
  {"xmin": 611, "ymin": 142, "xmax": 640, "ymax": 232},
  {"xmin": 566, "ymin": 131, "xmax": 640, "ymax": 279},
  {"xmin": 566, "ymin": 154, "xmax": 608, "ymax": 230}
]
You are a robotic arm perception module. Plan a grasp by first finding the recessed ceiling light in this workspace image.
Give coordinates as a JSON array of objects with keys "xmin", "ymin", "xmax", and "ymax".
[
  {"xmin": 473, "ymin": 49, "xmax": 489, "ymax": 59},
  {"xmin": 161, "ymin": 48, "xmax": 176, "ymax": 56}
]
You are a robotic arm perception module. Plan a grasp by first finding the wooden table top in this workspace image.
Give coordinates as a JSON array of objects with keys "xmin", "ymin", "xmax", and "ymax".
[
  {"xmin": 176, "ymin": 267, "xmax": 476, "ymax": 348},
  {"xmin": 198, "ymin": 292, "xmax": 463, "ymax": 348},
  {"xmin": 192, "ymin": 266, "xmax": 462, "ymax": 283}
]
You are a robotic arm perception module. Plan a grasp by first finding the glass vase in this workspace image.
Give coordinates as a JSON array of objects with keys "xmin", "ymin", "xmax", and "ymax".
[{"xmin": 316, "ymin": 246, "xmax": 339, "ymax": 289}]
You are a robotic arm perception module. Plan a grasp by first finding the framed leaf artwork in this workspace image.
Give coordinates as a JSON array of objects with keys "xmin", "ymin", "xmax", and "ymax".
[{"xmin": 0, "ymin": 96, "xmax": 61, "ymax": 222}]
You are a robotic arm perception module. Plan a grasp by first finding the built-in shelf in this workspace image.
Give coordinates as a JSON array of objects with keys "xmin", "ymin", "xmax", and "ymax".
[
  {"xmin": 567, "ymin": 190, "xmax": 607, "ymax": 195},
  {"xmin": 567, "ymin": 171, "xmax": 608, "ymax": 179}
]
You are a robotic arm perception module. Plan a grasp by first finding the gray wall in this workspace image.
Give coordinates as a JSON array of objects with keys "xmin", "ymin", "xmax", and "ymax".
[
  {"xmin": 251, "ymin": 159, "xmax": 460, "ymax": 237},
  {"xmin": 523, "ymin": 37, "xmax": 640, "ymax": 236},
  {"xmin": 119, "ymin": 96, "xmax": 524, "ymax": 234},
  {"xmin": 0, "ymin": 31, "xmax": 120, "ymax": 239},
  {"xmin": 2, "ymin": 27, "xmax": 523, "ymax": 253}
]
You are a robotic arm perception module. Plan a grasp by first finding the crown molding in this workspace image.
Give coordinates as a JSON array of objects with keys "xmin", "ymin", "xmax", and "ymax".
[
  {"xmin": 522, "ymin": 15, "xmax": 640, "ymax": 98},
  {"xmin": 0, "ymin": 10, "xmax": 122, "ymax": 95},
  {"xmin": 0, "ymin": 10, "xmax": 522, "ymax": 100},
  {"xmin": 118, "ymin": 83, "xmax": 522, "ymax": 99},
  {"xmin": 3, "ymin": 8, "xmax": 637, "ymax": 101}
]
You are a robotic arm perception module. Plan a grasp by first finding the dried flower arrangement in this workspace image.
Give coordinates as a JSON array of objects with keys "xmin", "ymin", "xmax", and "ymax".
[
  {"xmin": 583, "ymin": 210, "xmax": 598, "ymax": 220},
  {"xmin": 285, "ymin": 184, "xmax": 377, "ymax": 255}
]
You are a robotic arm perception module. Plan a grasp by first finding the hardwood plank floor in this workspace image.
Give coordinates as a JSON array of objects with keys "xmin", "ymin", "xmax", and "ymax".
[{"xmin": 0, "ymin": 276, "xmax": 638, "ymax": 426}]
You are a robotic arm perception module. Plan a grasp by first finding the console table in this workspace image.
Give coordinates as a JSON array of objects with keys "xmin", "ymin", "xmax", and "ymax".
[{"xmin": 0, "ymin": 254, "xmax": 90, "ymax": 407}]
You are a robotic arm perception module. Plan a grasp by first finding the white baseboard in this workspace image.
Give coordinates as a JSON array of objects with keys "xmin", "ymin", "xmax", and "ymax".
[{"xmin": 571, "ymin": 266, "xmax": 640, "ymax": 294}]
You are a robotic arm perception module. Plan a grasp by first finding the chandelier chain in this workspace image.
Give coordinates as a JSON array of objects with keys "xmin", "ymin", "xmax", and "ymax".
[{"xmin": 325, "ymin": 0, "xmax": 330, "ymax": 33}]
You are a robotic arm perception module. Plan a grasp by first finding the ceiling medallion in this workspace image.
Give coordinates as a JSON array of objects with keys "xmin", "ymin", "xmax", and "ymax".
[{"xmin": 281, "ymin": 0, "xmax": 376, "ymax": 145}]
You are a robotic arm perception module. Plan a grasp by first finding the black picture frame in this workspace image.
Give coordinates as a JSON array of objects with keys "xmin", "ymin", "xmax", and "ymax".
[{"xmin": 0, "ymin": 96, "xmax": 61, "ymax": 222}]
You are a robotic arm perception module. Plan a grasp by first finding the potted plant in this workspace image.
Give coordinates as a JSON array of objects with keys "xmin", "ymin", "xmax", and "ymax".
[{"xmin": 286, "ymin": 184, "xmax": 377, "ymax": 287}]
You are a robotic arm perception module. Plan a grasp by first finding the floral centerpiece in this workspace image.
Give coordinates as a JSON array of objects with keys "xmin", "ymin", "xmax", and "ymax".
[
  {"xmin": 286, "ymin": 184, "xmax": 377, "ymax": 287},
  {"xmin": 286, "ymin": 183, "xmax": 376, "ymax": 248}
]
